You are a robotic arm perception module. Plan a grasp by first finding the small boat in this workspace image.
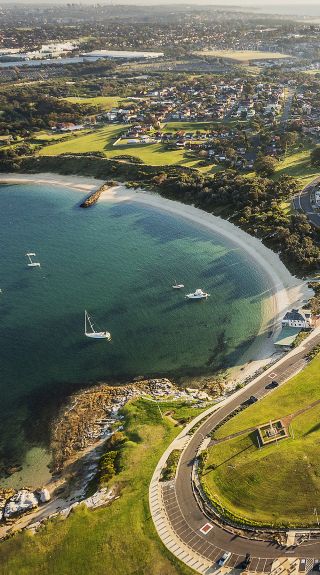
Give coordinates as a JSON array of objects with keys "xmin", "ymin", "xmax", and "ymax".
[
  {"xmin": 185, "ymin": 288, "xmax": 210, "ymax": 300},
  {"xmin": 172, "ymin": 280, "xmax": 184, "ymax": 289},
  {"xmin": 85, "ymin": 310, "xmax": 111, "ymax": 341},
  {"xmin": 26, "ymin": 253, "xmax": 41, "ymax": 267}
]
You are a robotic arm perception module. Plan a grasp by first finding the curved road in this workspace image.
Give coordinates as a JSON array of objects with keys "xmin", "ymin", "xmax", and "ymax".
[
  {"xmin": 294, "ymin": 177, "xmax": 320, "ymax": 229},
  {"xmin": 160, "ymin": 330, "xmax": 320, "ymax": 572}
]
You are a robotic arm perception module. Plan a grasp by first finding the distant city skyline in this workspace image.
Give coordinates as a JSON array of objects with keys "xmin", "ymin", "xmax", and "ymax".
[{"xmin": 2, "ymin": 0, "xmax": 320, "ymax": 18}]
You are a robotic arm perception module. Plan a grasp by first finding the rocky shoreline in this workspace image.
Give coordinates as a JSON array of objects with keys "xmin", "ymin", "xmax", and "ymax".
[{"xmin": 0, "ymin": 377, "xmax": 212, "ymax": 540}]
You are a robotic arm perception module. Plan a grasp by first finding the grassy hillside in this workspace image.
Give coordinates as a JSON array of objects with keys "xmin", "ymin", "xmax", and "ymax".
[
  {"xmin": 275, "ymin": 147, "xmax": 318, "ymax": 187},
  {"xmin": 38, "ymin": 124, "xmax": 213, "ymax": 170},
  {"xmin": 62, "ymin": 96, "xmax": 130, "ymax": 110},
  {"xmin": 0, "ymin": 399, "xmax": 197, "ymax": 575},
  {"xmin": 201, "ymin": 354, "xmax": 320, "ymax": 527}
]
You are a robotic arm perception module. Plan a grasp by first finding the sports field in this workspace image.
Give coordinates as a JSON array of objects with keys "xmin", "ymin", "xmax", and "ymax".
[
  {"xmin": 196, "ymin": 49, "xmax": 292, "ymax": 63},
  {"xmin": 202, "ymin": 354, "xmax": 320, "ymax": 527}
]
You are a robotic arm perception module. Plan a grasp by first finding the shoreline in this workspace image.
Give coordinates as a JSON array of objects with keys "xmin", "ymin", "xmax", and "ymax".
[
  {"xmin": 0, "ymin": 172, "xmax": 312, "ymax": 383},
  {"xmin": 100, "ymin": 184, "xmax": 312, "ymax": 382},
  {"xmin": 0, "ymin": 171, "xmax": 314, "ymax": 538}
]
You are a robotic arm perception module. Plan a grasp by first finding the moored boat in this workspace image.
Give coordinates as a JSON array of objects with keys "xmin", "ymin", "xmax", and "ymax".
[
  {"xmin": 172, "ymin": 279, "xmax": 184, "ymax": 289},
  {"xmin": 185, "ymin": 288, "xmax": 210, "ymax": 300},
  {"xmin": 26, "ymin": 252, "xmax": 41, "ymax": 267},
  {"xmin": 85, "ymin": 310, "xmax": 111, "ymax": 341}
]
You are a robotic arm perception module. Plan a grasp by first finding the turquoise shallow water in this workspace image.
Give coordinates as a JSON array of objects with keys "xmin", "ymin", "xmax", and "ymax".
[{"xmin": 0, "ymin": 182, "xmax": 272, "ymax": 475}]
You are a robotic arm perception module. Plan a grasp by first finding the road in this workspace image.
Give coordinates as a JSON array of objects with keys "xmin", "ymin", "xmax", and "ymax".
[
  {"xmin": 280, "ymin": 89, "xmax": 294, "ymax": 128},
  {"xmin": 294, "ymin": 178, "xmax": 320, "ymax": 229},
  {"xmin": 161, "ymin": 330, "xmax": 320, "ymax": 571}
]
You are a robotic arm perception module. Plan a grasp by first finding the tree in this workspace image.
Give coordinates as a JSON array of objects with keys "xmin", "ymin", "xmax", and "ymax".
[
  {"xmin": 254, "ymin": 155, "xmax": 277, "ymax": 177},
  {"xmin": 311, "ymin": 147, "xmax": 320, "ymax": 167}
]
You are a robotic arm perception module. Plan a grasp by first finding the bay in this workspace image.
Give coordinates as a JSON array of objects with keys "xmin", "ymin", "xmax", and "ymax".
[{"xmin": 0, "ymin": 182, "xmax": 271, "ymax": 483}]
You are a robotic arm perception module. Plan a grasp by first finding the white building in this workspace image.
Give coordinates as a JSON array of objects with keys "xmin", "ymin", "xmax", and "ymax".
[
  {"xmin": 82, "ymin": 50, "xmax": 164, "ymax": 60},
  {"xmin": 282, "ymin": 308, "xmax": 312, "ymax": 329}
]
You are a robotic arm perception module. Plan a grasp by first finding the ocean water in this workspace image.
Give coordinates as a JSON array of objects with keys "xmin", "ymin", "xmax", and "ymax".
[{"xmin": 0, "ymin": 182, "xmax": 272, "ymax": 483}]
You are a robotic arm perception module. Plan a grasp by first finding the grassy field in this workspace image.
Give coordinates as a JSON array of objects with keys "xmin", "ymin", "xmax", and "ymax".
[
  {"xmin": 274, "ymin": 147, "xmax": 319, "ymax": 187},
  {"xmin": 195, "ymin": 49, "xmax": 292, "ymax": 62},
  {"xmin": 38, "ymin": 124, "xmax": 219, "ymax": 171},
  {"xmin": 0, "ymin": 398, "xmax": 197, "ymax": 575},
  {"xmin": 62, "ymin": 96, "xmax": 130, "ymax": 111},
  {"xmin": 32, "ymin": 130, "xmax": 90, "ymax": 143},
  {"xmin": 201, "ymin": 354, "xmax": 320, "ymax": 527},
  {"xmin": 163, "ymin": 121, "xmax": 215, "ymax": 133}
]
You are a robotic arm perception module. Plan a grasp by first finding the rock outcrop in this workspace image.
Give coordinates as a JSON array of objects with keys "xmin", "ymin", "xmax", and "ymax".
[
  {"xmin": 50, "ymin": 378, "xmax": 176, "ymax": 472},
  {"xmin": 4, "ymin": 490, "xmax": 38, "ymax": 519}
]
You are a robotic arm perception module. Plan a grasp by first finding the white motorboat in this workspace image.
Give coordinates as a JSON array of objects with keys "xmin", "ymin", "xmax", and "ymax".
[
  {"xmin": 85, "ymin": 310, "xmax": 111, "ymax": 341},
  {"xmin": 172, "ymin": 280, "xmax": 184, "ymax": 289},
  {"xmin": 185, "ymin": 288, "xmax": 210, "ymax": 300},
  {"xmin": 26, "ymin": 253, "xmax": 41, "ymax": 267}
]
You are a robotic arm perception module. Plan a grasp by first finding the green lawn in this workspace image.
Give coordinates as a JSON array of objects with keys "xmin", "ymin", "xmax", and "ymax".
[
  {"xmin": 156, "ymin": 399, "xmax": 215, "ymax": 424},
  {"xmin": 32, "ymin": 130, "xmax": 89, "ymax": 143},
  {"xmin": 0, "ymin": 399, "xmax": 196, "ymax": 575},
  {"xmin": 201, "ymin": 354, "xmax": 320, "ymax": 527},
  {"xmin": 39, "ymin": 124, "xmax": 217, "ymax": 170},
  {"xmin": 163, "ymin": 121, "xmax": 215, "ymax": 133},
  {"xmin": 215, "ymin": 354, "xmax": 320, "ymax": 439},
  {"xmin": 274, "ymin": 147, "xmax": 319, "ymax": 188},
  {"xmin": 62, "ymin": 96, "xmax": 130, "ymax": 111},
  {"xmin": 39, "ymin": 124, "xmax": 126, "ymax": 156}
]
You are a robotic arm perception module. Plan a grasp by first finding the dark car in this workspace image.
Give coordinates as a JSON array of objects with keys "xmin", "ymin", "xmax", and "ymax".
[
  {"xmin": 237, "ymin": 553, "xmax": 252, "ymax": 570},
  {"xmin": 248, "ymin": 395, "xmax": 258, "ymax": 404},
  {"xmin": 265, "ymin": 380, "xmax": 279, "ymax": 390}
]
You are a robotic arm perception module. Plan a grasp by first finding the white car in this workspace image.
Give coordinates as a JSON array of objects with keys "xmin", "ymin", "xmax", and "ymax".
[{"xmin": 217, "ymin": 552, "xmax": 231, "ymax": 567}]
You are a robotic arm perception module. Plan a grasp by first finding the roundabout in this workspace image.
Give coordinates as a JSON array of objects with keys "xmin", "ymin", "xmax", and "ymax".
[{"xmin": 149, "ymin": 327, "xmax": 320, "ymax": 574}]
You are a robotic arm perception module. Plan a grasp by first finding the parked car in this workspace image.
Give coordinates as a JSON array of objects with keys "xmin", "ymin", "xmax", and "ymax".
[
  {"xmin": 265, "ymin": 381, "xmax": 279, "ymax": 389},
  {"xmin": 217, "ymin": 552, "xmax": 231, "ymax": 567},
  {"xmin": 248, "ymin": 395, "xmax": 258, "ymax": 404}
]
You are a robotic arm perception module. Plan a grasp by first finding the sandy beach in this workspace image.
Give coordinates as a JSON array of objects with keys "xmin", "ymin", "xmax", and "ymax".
[
  {"xmin": 0, "ymin": 173, "xmax": 313, "ymax": 381},
  {"xmin": 0, "ymin": 172, "xmax": 314, "ymax": 538}
]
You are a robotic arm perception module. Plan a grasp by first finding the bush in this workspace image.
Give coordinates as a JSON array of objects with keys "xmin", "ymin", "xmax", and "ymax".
[
  {"xmin": 161, "ymin": 449, "xmax": 181, "ymax": 481},
  {"xmin": 311, "ymin": 147, "xmax": 320, "ymax": 167}
]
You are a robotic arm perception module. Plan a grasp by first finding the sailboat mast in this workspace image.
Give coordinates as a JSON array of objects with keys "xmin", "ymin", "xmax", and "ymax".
[{"xmin": 86, "ymin": 311, "xmax": 95, "ymax": 333}]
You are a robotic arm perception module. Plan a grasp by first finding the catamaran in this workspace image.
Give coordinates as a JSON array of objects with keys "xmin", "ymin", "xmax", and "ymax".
[
  {"xmin": 172, "ymin": 280, "xmax": 184, "ymax": 289},
  {"xmin": 26, "ymin": 253, "xmax": 41, "ymax": 267},
  {"xmin": 185, "ymin": 288, "xmax": 210, "ymax": 300},
  {"xmin": 84, "ymin": 310, "xmax": 111, "ymax": 340}
]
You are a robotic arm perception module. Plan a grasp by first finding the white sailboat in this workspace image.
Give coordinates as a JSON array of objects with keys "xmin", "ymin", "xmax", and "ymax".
[
  {"xmin": 26, "ymin": 253, "xmax": 41, "ymax": 267},
  {"xmin": 172, "ymin": 279, "xmax": 184, "ymax": 289},
  {"xmin": 84, "ymin": 310, "xmax": 111, "ymax": 341}
]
